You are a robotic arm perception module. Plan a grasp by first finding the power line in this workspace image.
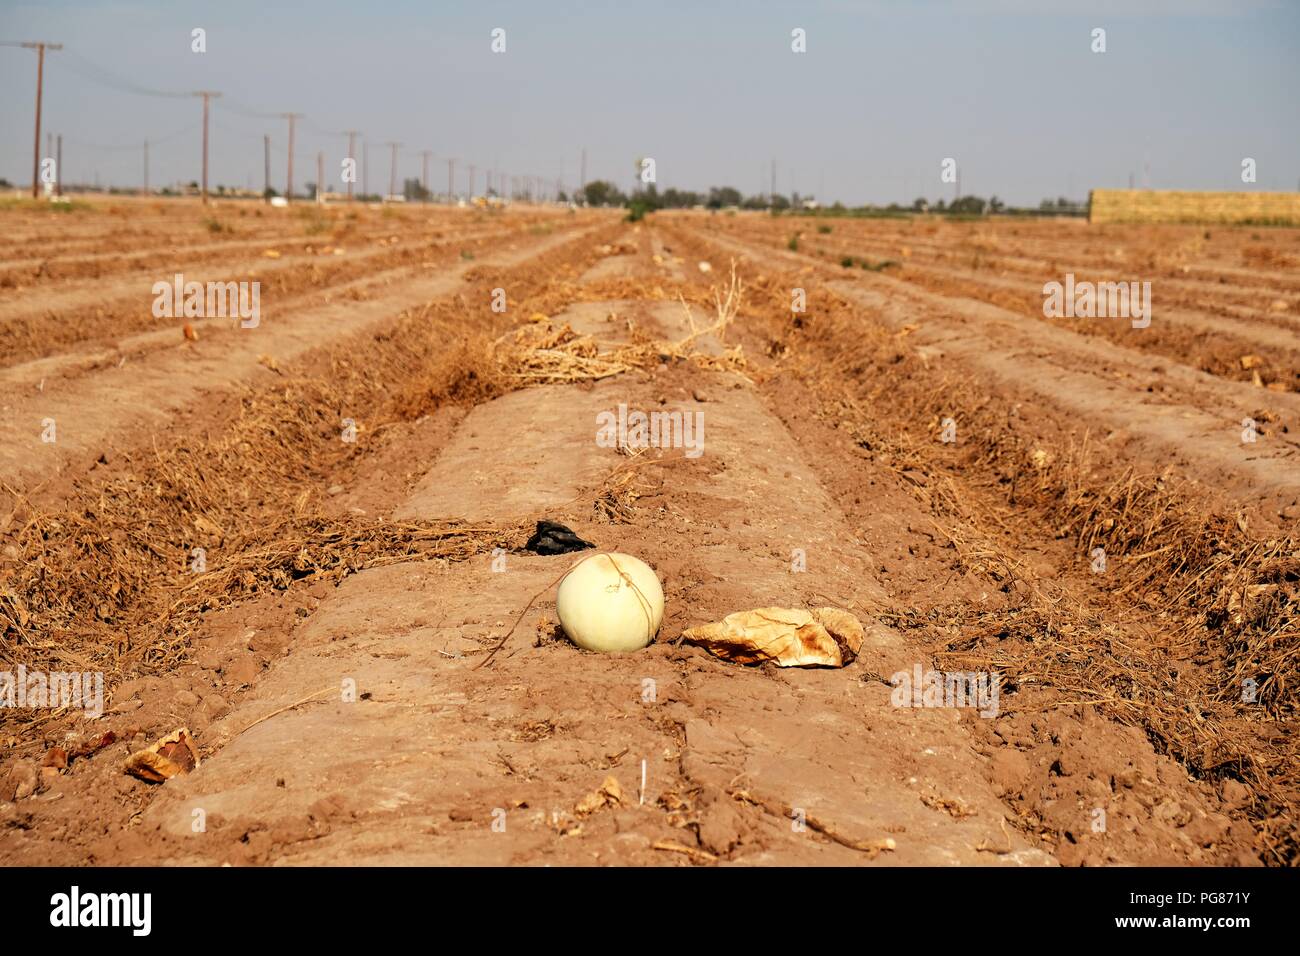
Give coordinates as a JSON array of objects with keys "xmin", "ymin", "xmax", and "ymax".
[
  {"xmin": 4, "ymin": 41, "xmax": 530, "ymax": 204},
  {"xmin": 54, "ymin": 46, "xmax": 187, "ymax": 99},
  {"xmin": 63, "ymin": 122, "xmax": 196, "ymax": 151},
  {"xmin": 213, "ymin": 95, "xmax": 279, "ymax": 119}
]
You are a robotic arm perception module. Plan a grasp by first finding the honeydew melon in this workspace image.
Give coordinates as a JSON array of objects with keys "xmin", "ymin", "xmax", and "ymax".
[{"xmin": 556, "ymin": 552, "xmax": 663, "ymax": 653}]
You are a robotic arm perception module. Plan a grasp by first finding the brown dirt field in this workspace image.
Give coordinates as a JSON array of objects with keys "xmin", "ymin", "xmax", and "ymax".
[{"xmin": 0, "ymin": 200, "xmax": 1294, "ymax": 866}]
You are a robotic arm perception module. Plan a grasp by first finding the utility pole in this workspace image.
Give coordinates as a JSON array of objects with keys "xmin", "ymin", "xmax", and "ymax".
[
  {"xmin": 420, "ymin": 149, "xmax": 432, "ymax": 202},
  {"xmin": 193, "ymin": 91, "xmax": 221, "ymax": 203},
  {"xmin": 17, "ymin": 41, "xmax": 62, "ymax": 198},
  {"xmin": 770, "ymin": 159, "xmax": 776, "ymax": 205},
  {"xmin": 263, "ymin": 135, "xmax": 270, "ymax": 201},
  {"xmin": 467, "ymin": 164, "xmax": 476, "ymax": 197},
  {"xmin": 316, "ymin": 151, "xmax": 324, "ymax": 204},
  {"xmin": 143, "ymin": 139, "xmax": 149, "ymax": 196},
  {"xmin": 55, "ymin": 134, "xmax": 61, "ymax": 196},
  {"xmin": 281, "ymin": 112, "xmax": 303, "ymax": 201},
  {"xmin": 385, "ymin": 142, "xmax": 401, "ymax": 199},
  {"xmin": 362, "ymin": 140, "xmax": 369, "ymax": 198},
  {"xmin": 580, "ymin": 148, "xmax": 586, "ymax": 198},
  {"xmin": 447, "ymin": 158, "xmax": 455, "ymax": 201},
  {"xmin": 343, "ymin": 130, "xmax": 360, "ymax": 202}
]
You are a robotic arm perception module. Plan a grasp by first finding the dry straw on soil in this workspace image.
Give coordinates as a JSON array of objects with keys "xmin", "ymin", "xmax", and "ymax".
[
  {"xmin": 491, "ymin": 260, "xmax": 749, "ymax": 386},
  {"xmin": 1, "ymin": 228, "xmax": 618, "ymax": 737},
  {"xmin": 724, "ymin": 248, "xmax": 1299, "ymax": 864},
  {"xmin": 2, "ymin": 227, "xmax": 741, "ymax": 746}
]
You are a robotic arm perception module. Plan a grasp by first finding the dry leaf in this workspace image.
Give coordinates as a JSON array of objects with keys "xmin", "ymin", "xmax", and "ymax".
[
  {"xmin": 683, "ymin": 606, "xmax": 863, "ymax": 668},
  {"xmin": 575, "ymin": 775, "xmax": 623, "ymax": 816},
  {"xmin": 124, "ymin": 728, "xmax": 200, "ymax": 783},
  {"xmin": 70, "ymin": 731, "xmax": 116, "ymax": 759}
]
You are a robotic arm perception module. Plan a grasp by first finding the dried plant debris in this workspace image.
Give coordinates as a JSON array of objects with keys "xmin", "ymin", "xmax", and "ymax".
[
  {"xmin": 683, "ymin": 606, "xmax": 864, "ymax": 668},
  {"xmin": 124, "ymin": 727, "xmax": 201, "ymax": 783},
  {"xmin": 575, "ymin": 775, "xmax": 624, "ymax": 816}
]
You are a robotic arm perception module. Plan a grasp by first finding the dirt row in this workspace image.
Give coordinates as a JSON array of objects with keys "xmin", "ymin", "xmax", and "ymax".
[
  {"xmin": 1, "ymin": 217, "xmax": 1055, "ymax": 866},
  {"xmin": 0, "ymin": 213, "xmax": 605, "ymax": 492},
  {"xmin": 707, "ymin": 215, "xmax": 1300, "ymax": 393},
  {"xmin": 0, "ymin": 209, "xmax": 576, "ymax": 368},
  {"xmin": 688, "ymin": 217, "xmax": 1300, "ymax": 510},
  {"xmin": 0, "ymin": 206, "xmax": 1293, "ymax": 866},
  {"xmin": 0, "ymin": 204, "xmax": 575, "ymax": 291},
  {"xmin": 0, "ymin": 199, "xmax": 465, "ymax": 263},
  {"xmin": 664, "ymin": 214, "xmax": 1296, "ymax": 863},
  {"xmin": 1, "ymin": 210, "xmax": 635, "ymax": 862}
]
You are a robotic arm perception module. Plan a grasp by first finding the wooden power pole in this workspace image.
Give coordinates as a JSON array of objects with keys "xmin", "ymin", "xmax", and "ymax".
[
  {"xmin": 192, "ymin": 91, "xmax": 221, "ymax": 203},
  {"xmin": 17, "ymin": 41, "xmax": 62, "ymax": 198},
  {"xmin": 281, "ymin": 113, "xmax": 303, "ymax": 201},
  {"xmin": 343, "ymin": 130, "xmax": 360, "ymax": 202},
  {"xmin": 385, "ymin": 142, "xmax": 401, "ymax": 199}
]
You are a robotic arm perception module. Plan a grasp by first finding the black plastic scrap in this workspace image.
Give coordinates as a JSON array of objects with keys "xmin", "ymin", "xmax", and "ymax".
[{"xmin": 525, "ymin": 520, "xmax": 594, "ymax": 555}]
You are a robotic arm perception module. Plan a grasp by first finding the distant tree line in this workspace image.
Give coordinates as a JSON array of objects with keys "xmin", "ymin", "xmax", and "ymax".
[{"xmin": 575, "ymin": 180, "xmax": 1085, "ymax": 218}]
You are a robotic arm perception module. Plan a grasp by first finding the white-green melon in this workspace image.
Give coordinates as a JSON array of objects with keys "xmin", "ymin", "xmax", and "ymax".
[{"xmin": 556, "ymin": 552, "xmax": 664, "ymax": 653}]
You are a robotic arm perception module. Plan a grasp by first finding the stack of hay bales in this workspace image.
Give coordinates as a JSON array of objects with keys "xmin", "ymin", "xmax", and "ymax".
[{"xmin": 1089, "ymin": 189, "xmax": 1300, "ymax": 226}]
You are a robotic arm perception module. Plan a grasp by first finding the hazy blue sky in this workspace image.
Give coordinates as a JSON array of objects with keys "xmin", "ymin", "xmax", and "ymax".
[{"xmin": 2, "ymin": 0, "xmax": 1297, "ymax": 205}]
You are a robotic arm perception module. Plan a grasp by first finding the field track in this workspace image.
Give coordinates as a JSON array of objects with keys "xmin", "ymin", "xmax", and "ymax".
[{"xmin": 1, "ymin": 198, "xmax": 1296, "ymax": 865}]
